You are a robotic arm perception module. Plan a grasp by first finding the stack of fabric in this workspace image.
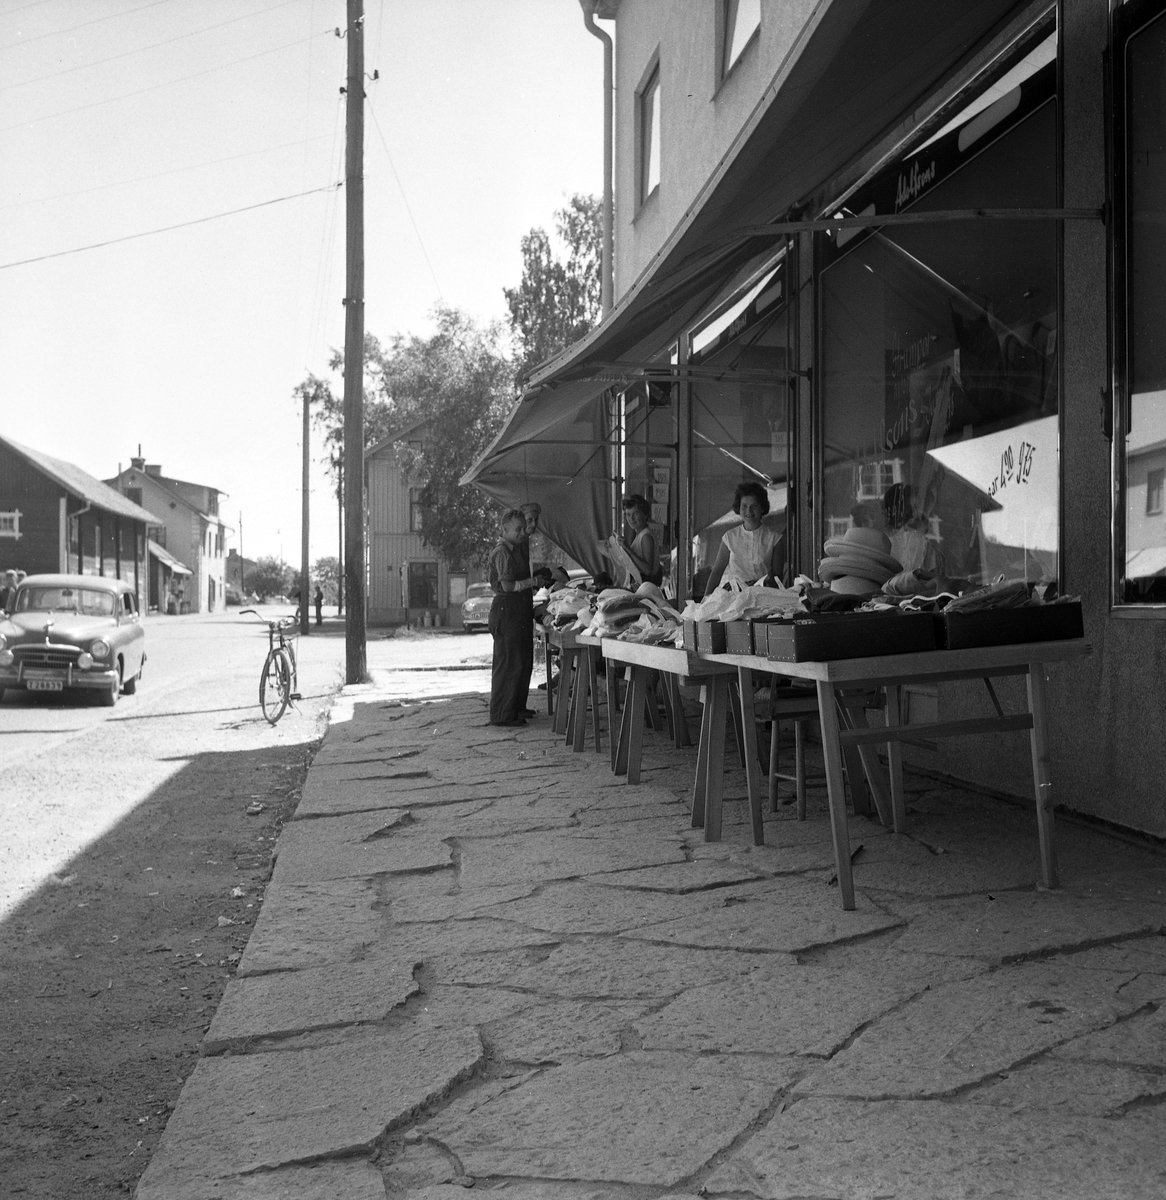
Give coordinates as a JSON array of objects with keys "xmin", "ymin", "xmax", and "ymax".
[
  {"xmin": 818, "ymin": 528, "xmax": 902, "ymax": 595},
  {"xmin": 542, "ymin": 586, "xmax": 594, "ymax": 628},
  {"xmin": 682, "ymin": 583, "xmax": 805, "ymax": 625},
  {"xmin": 614, "ymin": 582, "xmax": 685, "ymax": 644},
  {"xmin": 575, "ymin": 587, "xmax": 649, "ymax": 637}
]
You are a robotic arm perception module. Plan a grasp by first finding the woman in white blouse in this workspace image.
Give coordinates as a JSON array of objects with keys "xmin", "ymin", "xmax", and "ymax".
[{"xmin": 704, "ymin": 481, "xmax": 786, "ymax": 591}]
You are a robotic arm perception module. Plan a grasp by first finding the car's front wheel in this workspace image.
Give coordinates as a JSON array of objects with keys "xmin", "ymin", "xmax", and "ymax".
[{"xmin": 122, "ymin": 657, "xmax": 140, "ymax": 695}]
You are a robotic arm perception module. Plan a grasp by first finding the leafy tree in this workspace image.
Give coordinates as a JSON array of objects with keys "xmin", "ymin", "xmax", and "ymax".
[
  {"xmin": 504, "ymin": 193, "xmax": 602, "ymax": 382},
  {"xmin": 248, "ymin": 557, "xmax": 290, "ymax": 602},
  {"xmin": 312, "ymin": 555, "xmax": 340, "ymax": 603}
]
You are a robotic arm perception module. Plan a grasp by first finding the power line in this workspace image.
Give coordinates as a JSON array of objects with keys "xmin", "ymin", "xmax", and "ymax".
[
  {"xmin": 1, "ymin": 0, "xmax": 303, "ymax": 90},
  {"xmin": 367, "ymin": 98, "xmax": 444, "ymax": 301},
  {"xmin": 0, "ymin": 181, "xmax": 341, "ymax": 272},
  {"xmin": 0, "ymin": 26, "xmax": 335, "ymax": 136},
  {"xmin": 0, "ymin": 0, "xmax": 177, "ymax": 52},
  {"xmin": 0, "ymin": 131, "xmax": 335, "ymax": 213}
]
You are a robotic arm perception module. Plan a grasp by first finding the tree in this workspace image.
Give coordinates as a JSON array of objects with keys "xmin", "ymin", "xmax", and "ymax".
[
  {"xmin": 312, "ymin": 556, "xmax": 340, "ymax": 603},
  {"xmin": 248, "ymin": 557, "xmax": 290, "ymax": 602},
  {"xmin": 504, "ymin": 193, "xmax": 602, "ymax": 382}
]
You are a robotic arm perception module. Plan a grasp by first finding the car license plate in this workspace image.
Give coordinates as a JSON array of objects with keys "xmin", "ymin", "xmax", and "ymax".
[{"xmin": 26, "ymin": 679, "xmax": 63, "ymax": 692}]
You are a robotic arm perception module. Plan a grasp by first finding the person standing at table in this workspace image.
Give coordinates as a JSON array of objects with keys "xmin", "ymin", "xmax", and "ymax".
[
  {"xmin": 619, "ymin": 494, "xmax": 662, "ymax": 586},
  {"xmin": 704, "ymin": 481, "xmax": 786, "ymax": 591},
  {"xmin": 488, "ymin": 509, "xmax": 542, "ymax": 727}
]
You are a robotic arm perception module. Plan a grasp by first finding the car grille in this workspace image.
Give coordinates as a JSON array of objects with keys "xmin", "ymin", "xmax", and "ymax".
[{"xmin": 15, "ymin": 648, "xmax": 79, "ymax": 670}]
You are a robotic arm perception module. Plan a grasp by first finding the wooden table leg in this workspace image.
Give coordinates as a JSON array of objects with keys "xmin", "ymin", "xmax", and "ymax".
[
  {"xmin": 728, "ymin": 679, "xmax": 746, "ymax": 767},
  {"xmin": 659, "ymin": 672, "xmax": 677, "ymax": 742},
  {"xmin": 554, "ymin": 648, "xmax": 575, "ymax": 735},
  {"xmin": 606, "ymin": 656, "xmax": 620, "ymax": 771},
  {"xmin": 885, "ymin": 684, "xmax": 907, "ymax": 833},
  {"xmin": 672, "ymin": 676, "xmax": 692, "ymax": 747},
  {"xmin": 571, "ymin": 649, "xmax": 591, "ymax": 752},
  {"xmin": 816, "ymin": 679, "xmax": 856, "ymax": 910},
  {"xmin": 737, "ymin": 666, "xmax": 765, "ymax": 846},
  {"xmin": 1027, "ymin": 664, "xmax": 1058, "ymax": 889},
  {"xmin": 544, "ymin": 635, "xmax": 554, "ymax": 716},
  {"xmin": 614, "ymin": 668, "xmax": 634, "ymax": 776},
  {"xmin": 587, "ymin": 647, "xmax": 602, "ymax": 754},
  {"xmin": 626, "ymin": 666, "xmax": 647, "ymax": 784},
  {"xmin": 645, "ymin": 673, "xmax": 664, "ymax": 732},
  {"xmin": 794, "ymin": 718, "xmax": 807, "ymax": 821},
  {"xmin": 768, "ymin": 715, "xmax": 781, "ymax": 813},
  {"xmin": 691, "ymin": 684, "xmax": 711, "ymax": 828},
  {"xmin": 704, "ymin": 674, "xmax": 730, "ymax": 841}
]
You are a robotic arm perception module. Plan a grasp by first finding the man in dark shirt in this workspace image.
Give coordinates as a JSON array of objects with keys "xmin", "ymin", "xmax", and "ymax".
[{"xmin": 488, "ymin": 509, "xmax": 542, "ymax": 727}]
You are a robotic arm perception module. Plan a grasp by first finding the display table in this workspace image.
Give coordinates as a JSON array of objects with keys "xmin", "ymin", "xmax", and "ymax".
[
  {"xmin": 541, "ymin": 626, "xmax": 578, "ymax": 728},
  {"xmin": 599, "ymin": 640, "xmax": 733, "ymax": 788},
  {"xmin": 703, "ymin": 639, "xmax": 1092, "ymax": 910}
]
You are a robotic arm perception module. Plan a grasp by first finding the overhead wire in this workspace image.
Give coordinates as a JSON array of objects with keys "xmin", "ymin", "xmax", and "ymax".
[
  {"xmin": 0, "ymin": 0, "xmax": 177, "ymax": 50},
  {"xmin": 0, "ymin": 0, "xmax": 303, "ymax": 90},
  {"xmin": 0, "ymin": 26, "xmax": 335, "ymax": 136},
  {"xmin": 0, "ymin": 181, "xmax": 342, "ymax": 272}
]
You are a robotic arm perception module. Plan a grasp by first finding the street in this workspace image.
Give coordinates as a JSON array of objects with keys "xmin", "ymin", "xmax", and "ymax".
[{"xmin": 0, "ymin": 610, "xmax": 493, "ymax": 1197}]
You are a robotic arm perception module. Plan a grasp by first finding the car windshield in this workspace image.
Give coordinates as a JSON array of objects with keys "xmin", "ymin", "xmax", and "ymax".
[
  {"xmin": 466, "ymin": 584, "xmax": 492, "ymax": 599},
  {"xmin": 15, "ymin": 587, "xmax": 115, "ymax": 616}
]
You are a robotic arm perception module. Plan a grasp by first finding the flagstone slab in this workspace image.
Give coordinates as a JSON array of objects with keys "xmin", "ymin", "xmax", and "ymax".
[
  {"xmin": 203, "ymin": 956, "xmax": 420, "ymax": 1052},
  {"xmin": 237, "ymin": 879, "xmax": 382, "ymax": 975},
  {"xmin": 591, "ymin": 859, "xmax": 765, "ymax": 893},
  {"xmin": 135, "ymin": 1022, "xmax": 481, "ymax": 1198},
  {"xmin": 137, "ymin": 1157, "xmax": 387, "ymax": 1200},
  {"xmin": 702, "ymin": 1096, "xmax": 1166, "ymax": 1200},
  {"xmin": 311, "ymin": 740, "xmax": 429, "ymax": 766},
  {"xmin": 1052, "ymin": 1001, "xmax": 1166, "ymax": 1069},
  {"xmin": 483, "ymin": 998, "xmax": 651, "ymax": 1063},
  {"xmin": 798, "ymin": 959, "xmax": 1134, "ymax": 1099},
  {"xmin": 634, "ymin": 880, "xmax": 900, "ymax": 953},
  {"xmin": 422, "ymin": 1051, "xmax": 794, "ymax": 1186},
  {"xmin": 571, "ymin": 801, "xmax": 687, "ymax": 828},
  {"xmin": 965, "ymin": 1057, "xmax": 1164, "ymax": 1116},
  {"xmin": 445, "ymin": 936, "xmax": 792, "ymax": 998},
  {"xmin": 893, "ymin": 890, "xmax": 1166, "ymax": 962},
  {"xmin": 456, "ymin": 830, "xmax": 686, "ymax": 889},
  {"xmin": 635, "ymin": 953, "xmax": 957, "ymax": 1059},
  {"xmin": 384, "ymin": 879, "xmax": 541, "ymax": 923},
  {"xmin": 272, "ymin": 812, "xmax": 453, "ymax": 884}
]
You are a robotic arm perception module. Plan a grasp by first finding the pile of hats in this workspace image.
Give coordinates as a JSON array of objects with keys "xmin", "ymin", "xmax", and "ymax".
[{"xmin": 818, "ymin": 527, "xmax": 902, "ymax": 595}]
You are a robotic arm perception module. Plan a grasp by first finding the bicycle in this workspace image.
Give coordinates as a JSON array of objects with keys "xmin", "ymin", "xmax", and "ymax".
[{"xmin": 240, "ymin": 609, "xmax": 302, "ymax": 724}]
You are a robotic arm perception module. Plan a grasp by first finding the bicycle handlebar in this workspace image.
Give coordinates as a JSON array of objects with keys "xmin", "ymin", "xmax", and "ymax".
[{"xmin": 239, "ymin": 608, "xmax": 299, "ymax": 631}]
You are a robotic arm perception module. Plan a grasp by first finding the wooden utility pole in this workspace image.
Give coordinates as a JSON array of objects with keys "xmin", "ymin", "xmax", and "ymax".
[
  {"xmin": 337, "ymin": 462, "xmax": 344, "ymax": 616},
  {"xmin": 342, "ymin": 0, "xmax": 366, "ymax": 682},
  {"xmin": 300, "ymin": 387, "xmax": 310, "ymax": 634}
]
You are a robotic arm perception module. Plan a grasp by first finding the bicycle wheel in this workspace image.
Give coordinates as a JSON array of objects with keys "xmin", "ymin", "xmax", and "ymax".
[{"xmin": 260, "ymin": 647, "xmax": 292, "ymax": 724}]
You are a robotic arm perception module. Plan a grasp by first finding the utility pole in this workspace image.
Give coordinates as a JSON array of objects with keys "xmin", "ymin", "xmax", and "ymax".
[
  {"xmin": 300, "ymin": 388, "xmax": 311, "ymax": 635},
  {"xmin": 342, "ymin": 0, "xmax": 366, "ymax": 683},
  {"xmin": 337, "ymin": 460, "xmax": 344, "ymax": 615}
]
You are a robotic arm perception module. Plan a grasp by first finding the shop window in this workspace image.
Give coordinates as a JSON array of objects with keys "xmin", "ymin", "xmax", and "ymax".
[
  {"xmin": 0, "ymin": 510, "xmax": 20, "ymax": 539},
  {"xmin": 638, "ymin": 61, "xmax": 661, "ymax": 207},
  {"xmin": 820, "ymin": 55, "xmax": 1058, "ymax": 589},
  {"xmin": 1117, "ymin": 0, "xmax": 1166, "ymax": 602},
  {"xmin": 408, "ymin": 561, "xmax": 439, "ymax": 609},
  {"xmin": 721, "ymin": 0, "xmax": 760, "ymax": 79}
]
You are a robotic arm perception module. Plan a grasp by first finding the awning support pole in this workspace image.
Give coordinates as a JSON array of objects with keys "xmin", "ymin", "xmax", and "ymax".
[{"xmin": 677, "ymin": 333, "xmax": 692, "ymax": 602}]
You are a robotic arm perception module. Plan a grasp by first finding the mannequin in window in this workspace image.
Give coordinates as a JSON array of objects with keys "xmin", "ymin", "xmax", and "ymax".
[{"xmin": 704, "ymin": 481, "xmax": 786, "ymax": 590}]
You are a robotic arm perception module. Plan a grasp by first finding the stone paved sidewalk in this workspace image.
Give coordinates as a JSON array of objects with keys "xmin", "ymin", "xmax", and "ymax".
[{"xmin": 136, "ymin": 690, "xmax": 1166, "ymax": 1199}]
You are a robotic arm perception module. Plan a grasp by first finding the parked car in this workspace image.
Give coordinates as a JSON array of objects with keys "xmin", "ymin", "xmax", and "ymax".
[
  {"xmin": 0, "ymin": 574, "xmax": 146, "ymax": 706},
  {"xmin": 461, "ymin": 582, "xmax": 493, "ymax": 633}
]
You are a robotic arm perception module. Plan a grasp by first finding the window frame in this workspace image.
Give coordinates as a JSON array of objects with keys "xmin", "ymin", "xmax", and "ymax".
[
  {"xmin": 1111, "ymin": 0, "xmax": 1166, "ymax": 611},
  {"xmin": 0, "ymin": 509, "xmax": 21, "ymax": 540},
  {"xmin": 636, "ymin": 54, "xmax": 662, "ymax": 211},
  {"xmin": 717, "ymin": 0, "xmax": 761, "ymax": 85}
]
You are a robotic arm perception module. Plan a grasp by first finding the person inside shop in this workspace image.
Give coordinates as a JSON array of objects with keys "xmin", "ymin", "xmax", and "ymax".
[
  {"xmin": 488, "ymin": 508, "xmax": 550, "ymax": 727},
  {"xmin": 619, "ymin": 494, "xmax": 663, "ymax": 586},
  {"xmin": 703, "ymin": 481, "xmax": 787, "ymax": 591}
]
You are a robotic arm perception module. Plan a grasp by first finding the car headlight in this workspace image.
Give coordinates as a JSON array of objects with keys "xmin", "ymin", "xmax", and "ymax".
[
  {"xmin": 0, "ymin": 634, "xmax": 6, "ymax": 651},
  {"xmin": 77, "ymin": 651, "xmax": 93, "ymax": 669},
  {"xmin": 0, "ymin": 649, "xmax": 12, "ymax": 667},
  {"xmin": 90, "ymin": 639, "xmax": 110, "ymax": 659}
]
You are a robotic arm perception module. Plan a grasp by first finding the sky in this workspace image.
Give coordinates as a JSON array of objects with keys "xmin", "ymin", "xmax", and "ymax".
[{"xmin": 0, "ymin": 0, "xmax": 606, "ymax": 565}]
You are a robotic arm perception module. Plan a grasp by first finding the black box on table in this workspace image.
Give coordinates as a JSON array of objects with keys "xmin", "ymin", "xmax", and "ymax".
[
  {"xmin": 765, "ymin": 611, "xmax": 937, "ymax": 662},
  {"xmin": 723, "ymin": 620, "xmax": 754, "ymax": 654},
  {"xmin": 938, "ymin": 601, "xmax": 1084, "ymax": 650},
  {"xmin": 696, "ymin": 620, "xmax": 727, "ymax": 653}
]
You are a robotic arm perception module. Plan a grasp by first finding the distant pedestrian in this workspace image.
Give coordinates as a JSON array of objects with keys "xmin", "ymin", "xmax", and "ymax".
[
  {"xmin": 488, "ymin": 509, "xmax": 540, "ymax": 727},
  {"xmin": 0, "ymin": 569, "xmax": 17, "ymax": 611},
  {"xmin": 314, "ymin": 585, "xmax": 323, "ymax": 627}
]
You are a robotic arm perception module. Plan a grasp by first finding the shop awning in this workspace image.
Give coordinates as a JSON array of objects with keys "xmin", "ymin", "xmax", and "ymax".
[
  {"xmin": 148, "ymin": 540, "xmax": 192, "ymax": 576},
  {"xmin": 463, "ymin": 0, "xmax": 1037, "ymax": 555}
]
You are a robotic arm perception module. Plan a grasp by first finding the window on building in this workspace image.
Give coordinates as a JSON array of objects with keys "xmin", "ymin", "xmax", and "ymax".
[
  {"xmin": 407, "ymin": 561, "xmax": 439, "ymax": 609},
  {"xmin": 409, "ymin": 488, "xmax": 425, "ymax": 533},
  {"xmin": 0, "ymin": 510, "xmax": 21, "ymax": 539},
  {"xmin": 722, "ymin": 0, "xmax": 760, "ymax": 78},
  {"xmin": 1148, "ymin": 469, "xmax": 1165, "ymax": 516},
  {"xmin": 1117, "ymin": 0, "xmax": 1166, "ymax": 602},
  {"xmin": 638, "ymin": 62, "xmax": 661, "ymax": 206},
  {"xmin": 820, "ymin": 45, "xmax": 1059, "ymax": 589}
]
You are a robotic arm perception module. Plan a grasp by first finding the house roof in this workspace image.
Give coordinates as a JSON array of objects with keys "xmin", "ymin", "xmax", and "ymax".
[
  {"xmin": 112, "ymin": 467, "xmax": 226, "ymax": 526},
  {"xmin": 365, "ymin": 417, "xmax": 430, "ymax": 460},
  {"xmin": 2, "ymin": 434, "xmax": 163, "ymax": 525}
]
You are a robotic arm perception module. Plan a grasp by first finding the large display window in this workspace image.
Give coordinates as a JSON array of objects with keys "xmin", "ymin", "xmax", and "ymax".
[
  {"xmin": 1115, "ymin": 0, "xmax": 1166, "ymax": 605},
  {"xmin": 819, "ymin": 41, "xmax": 1059, "ymax": 590}
]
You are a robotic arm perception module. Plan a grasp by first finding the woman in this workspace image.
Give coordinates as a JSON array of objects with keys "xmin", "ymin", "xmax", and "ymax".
[
  {"xmin": 619, "ymin": 494, "xmax": 662, "ymax": 586},
  {"xmin": 704, "ymin": 481, "xmax": 786, "ymax": 591}
]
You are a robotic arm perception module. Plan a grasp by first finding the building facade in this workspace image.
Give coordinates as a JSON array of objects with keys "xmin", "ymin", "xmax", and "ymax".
[
  {"xmin": 467, "ymin": 0, "xmax": 1166, "ymax": 840},
  {"xmin": 106, "ymin": 456, "xmax": 228, "ymax": 614},
  {"xmin": 0, "ymin": 434, "xmax": 158, "ymax": 613}
]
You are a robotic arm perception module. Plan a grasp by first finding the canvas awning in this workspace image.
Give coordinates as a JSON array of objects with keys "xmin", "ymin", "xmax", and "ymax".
[
  {"xmin": 463, "ymin": 0, "xmax": 1038, "ymax": 561},
  {"xmin": 148, "ymin": 539, "xmax": 192, "ymax": 576}
]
